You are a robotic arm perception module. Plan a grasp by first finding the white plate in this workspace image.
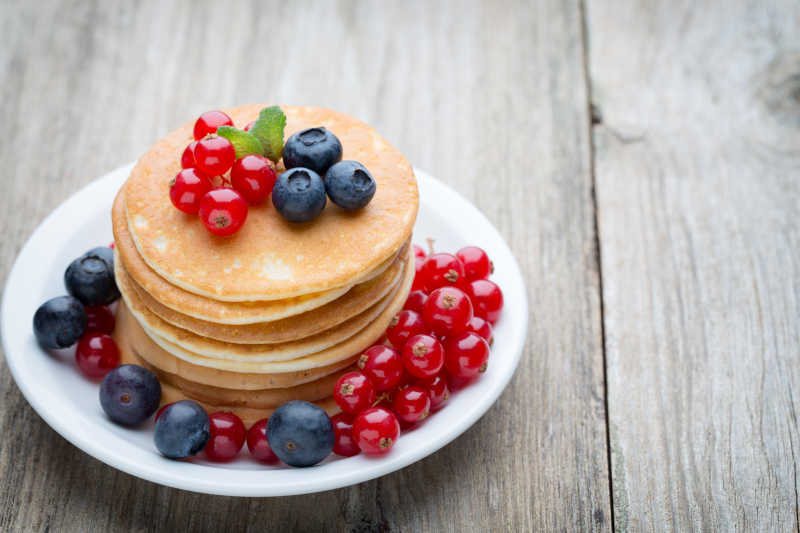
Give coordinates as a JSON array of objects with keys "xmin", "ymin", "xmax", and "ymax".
[{"xmin": 1, "ymin": 164, "xmax": 527, "ymax": 497}]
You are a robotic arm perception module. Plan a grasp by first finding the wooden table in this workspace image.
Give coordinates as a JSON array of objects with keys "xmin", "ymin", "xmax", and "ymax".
[{"xmin": 1, "ymin": 1, "xmax": 798, "ymax": 530}]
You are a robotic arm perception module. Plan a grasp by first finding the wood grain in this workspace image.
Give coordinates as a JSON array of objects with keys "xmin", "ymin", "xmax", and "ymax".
[
  {"xmin": 588, "ymin": 0, "xmax": 800, "ymax": 530},
  {"xmin": 0, "ymin": 1, "xmax": 610, "ymax": 531}
]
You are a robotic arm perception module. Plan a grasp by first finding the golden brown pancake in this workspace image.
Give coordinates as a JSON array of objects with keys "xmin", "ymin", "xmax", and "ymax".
[{"xmin": 125, "ymin": 105, "xmax": 418, "ymax": 301}]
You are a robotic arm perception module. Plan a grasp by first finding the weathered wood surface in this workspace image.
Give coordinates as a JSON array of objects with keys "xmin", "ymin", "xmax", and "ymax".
[
  {"xmin": 589, "ymin": 0, "xmax": 800, "ymax": 530},
  {"xmin": 0, "ymin": 0, "xmax": 611, "ymax": 531}
]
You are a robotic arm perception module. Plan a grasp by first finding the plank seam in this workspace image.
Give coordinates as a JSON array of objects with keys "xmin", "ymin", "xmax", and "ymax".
[{"xmin": 579, "ymin": 0, "xmax": 615, "ymax": 530}]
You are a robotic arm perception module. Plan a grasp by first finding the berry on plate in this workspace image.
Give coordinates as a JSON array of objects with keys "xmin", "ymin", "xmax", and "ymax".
[
  {"xmin": 456, "ymin": 246, "xmax": 493, "ymax": 281},
  {"xmin": 155, "ymin": 402, "xmax": 175, "ymax": 422},
  {"xmin": 420, "ymin": 253, "xmax": 466, "ymax": 292},
  {"xmin": 466, "ymin": 279, "xmax": 504, "ymax": 323},
  {"xmin": 266, "ymin": 401, "xmax": 334, "ymax": 467},
  {"xmin": 84, "ymin": 306, "xmax": 115, "ymax": 335},
  {"xmin": 392, "ymin": 385, "xmax": 431, "ymax": 424},
  {"xmin": 417, "ymin": 374, "xmax": 450, "ymax": 409},
  {"xmin": 282, "ymin": 127, "xmax": 342, "ymax": 175},
  {"xmin": 465, "ymin": 315, "xmax": 493, "ymax": 345},
  {"xmin": 194, "ymin": 135, "xmax": 236, "ymax": 176},
  {"xmin": 99, "ymin": 364, "xmax": 161, "ymax": 426},
  {"xmin": 331, "ymin": 413, "xmax": 360, "ymax": 457},
  {"xmin": 75, "ymin": 333, "xmax": 119, "ymax": 379},
  {"xmin": 199, "ymin": 188, "xmax": 248, "ymax": 236},
  {"xmin": 403, "ymin": 290, "xmax": 428, "ymax": 315},
  {"xmin": 324, "ymin": 160, "xmax": 376, "ymax": 210},
  {"xmin": 247, "ymin": 418, "xmax": 280, "ymax": 463},
  {"xmin": 385, "ymin": 310, "xmax": 427, "ymax": 350},
  {"xmin": 352, "ymin": 407, "xmax": 400, "ymax": 454},
  {"xmin": 334, "ymin": 371, "xmax": 376, "ymax": 415},
  {"xmin": 205, "ymin": 412, "xmax": 246, "ymax": 462},
  {"xmin": 230, "ymin": 154, "xmax": 277, "ymax": 205},
  {"xmin": 154, "ymin": 400, "xmax": 210, "ymax": 459},
  {"xmin": 357, "ymin": 345, "xmax": 405, "ymax": 391},
  {"xmin": 444, "ymin": 332, "xmax": 490, "ymax": 379},
  {"xmin": 413, "ymin": 244, "xmax": 427, "ymax": 262},
  {"xmin": 170, "ymin": 168, "xmax": 212, "ymax": 214},
  {"xmin": 272, "ymin": 168, "xmax": 327, "ymax": 223},
  {"xmin": 423, "ymin": 286, "xmax": 473, "ymax": 337},
  {"xmin": 33, "ymin": 295, "xmax": 87, "ymax": 349},
  {"xmin": 401, "ymin": 334, "xmax": 445, "ymax": 379},
  {"xmin": 64, "ymin": 247, "xmax": 120, "ymax": 306},
  {"xmin": 180, "ymin": 141, "xmax": 197, "ymax": 169},
  {"xmin": 193, "ymin": 110, "xmax": 233, "ymax": 140}
]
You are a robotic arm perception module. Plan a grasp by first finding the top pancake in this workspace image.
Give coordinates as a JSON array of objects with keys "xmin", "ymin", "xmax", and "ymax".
[{"xmin": 125, "ymin": 105, "xmax": 419, "ymax": 301}]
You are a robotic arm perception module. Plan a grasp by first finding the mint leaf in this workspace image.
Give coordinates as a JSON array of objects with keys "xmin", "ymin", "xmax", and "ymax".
[
  {"xmin": 216, "ymin": 126, "xmax": 264, "ymax": 159},
  {"xmin": 250, "ymin": 106, "xmax": 286, "ymax": 163}
]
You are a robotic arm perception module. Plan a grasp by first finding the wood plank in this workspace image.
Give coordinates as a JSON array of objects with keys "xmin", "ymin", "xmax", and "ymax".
[
  {"xmin": 0, "ymin": 0, "xmax": 609, "ymax": 530},
  {"xmin": 588, "ymin": 0, "xmax": 800, "ymax": 529}
]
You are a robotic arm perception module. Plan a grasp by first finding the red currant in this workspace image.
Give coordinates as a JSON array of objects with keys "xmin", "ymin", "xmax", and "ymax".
[
  {"xmin": 230, "ymin": 155, "xmax": 277, "ymax": 205},
  {"xmin": 155, "ymin": 402, "xmax": 175, "ymax": 422},
  {"xmin": 180, "ymin": 141, "xmax": 197, "ymax": 169},
  {"xmin": 417, "ymin": 374, "xmax": 449, "ymax": 409},
  {"xmin": 413, "ymin": 244, "xmax": 427, "ymax": 262},
  {"xmin": 446, "ymin": 371, "xmax": 475, "ymax": 390},
  {"xmin": 352, "ymin": 407, "xmax": 400, "ymax": 454},
  {"xmin": 467, "ymin": 279, "xmax": 504, "ymax": 323},
  {"xmin": 193, "ymin": 110, "xmax": 233, "ymax": 140},
  {"xmin": 170, "ymin": 168, "xmax": 212, "ymax": 214},
  {"xmin": 75, "ymin": 333, "xmax": 119, "ymax": 379},
  {"xmin": 109, "ymin": 241, "xmax": 115, "ymax": 249},
  {"xmin": 444, "ymin": 332, "xmax": 490, "ymax": 379},
  {"xmin": 205, "ymin": 411, "xmax": 246, "ymax": 462},
  {"xmin": 420, "ymin": 253, "xmax": 466, "ymax": 292},
  {"xmin": 331, "ymin": 413, "xmax": 360, "ymax": 457},
  {"xmin": 194, "ymin": 136, "xmax": 236, "ymax": 176},
  {"xmin": 385, "ymin": 310, "xmax": 427, "ymax": 349},
  {"xmin": 465, "ymin": 316, "xmax": 494, "ymax": 345},
  {"xmin": 401, "ymin": 334, "xmax": 445, "ymax": 379},
  {"xmin": 247, "ymin": 418, "xmax": 279, "ymax": 463},
  {"xmin": 403, "ymin": 290, "xmax": 428, "ymax": 314},
  {"xmin": 199, "ymin": 188, "xmax": 248, "ymax": 236},
  {"xmin": 392, "ymin": 385, "xmax": 430, "ymax": 424},
  {"xmin": 411, "ymin": 256, "xmax": 426, "ymax": 291},
  {"xmin": 456, "ymin": 246, "xmax": 493, "ymax": 281},
  {"xmin": 244, "ymin": 120, "xmax": 256, "ymax": 132},
  {"xmin": 84, "ymin": 306, "xmax": 115, "ymax": 335},
  {"xmin": 423, "ymin": 286, "xmax": 473, "ymax": 337},
  {"xmin": 334, "ymin": 371, "xmax": 376, "ymax": 415},
  {"xmin": 357, "ymin": 345, "xmax": 405, "ymax": 391}
]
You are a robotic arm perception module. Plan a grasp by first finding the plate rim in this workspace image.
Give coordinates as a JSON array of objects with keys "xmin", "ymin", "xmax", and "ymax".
[{"xmin": 1, "ymin": 164, "xmax": 528, "ymax": 496}]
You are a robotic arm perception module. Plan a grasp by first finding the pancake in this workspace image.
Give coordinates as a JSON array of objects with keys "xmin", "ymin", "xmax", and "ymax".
[
  {"xmin": 124, "ymin": 105, "xmax": 418, "ymax": 301},
  {"xmin": 122, "ymin": 243, "xmax": 408, "ymax": 344},
  {"xmin": 117, "ymin": 302, "xmax": 359, "ymax": 390},
  {"xmin": 117, "ymin": 330, "xmax": 339, "ymax": 426},
  {"xmin": 117, "ymin": 250, "xmax": 412, "ymax": 360}
]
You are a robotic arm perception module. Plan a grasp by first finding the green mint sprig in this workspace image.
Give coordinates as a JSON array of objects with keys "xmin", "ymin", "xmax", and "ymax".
[
  {"xmin": 216, "ymin": 126, "xmax": 264, "ymax": 159},
  {"xmin": 249, "ymin": 106, "xmax": 286, "ymax": 163}
]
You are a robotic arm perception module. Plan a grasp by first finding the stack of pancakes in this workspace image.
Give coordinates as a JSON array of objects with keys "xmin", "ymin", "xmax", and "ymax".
[{"xmin": 112, "ymin": 105, "xmax": 419, "ymax": 425}]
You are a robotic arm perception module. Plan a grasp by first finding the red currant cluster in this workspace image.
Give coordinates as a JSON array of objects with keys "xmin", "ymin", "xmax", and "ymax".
[
  {"xmin": 171, "ymin": 110, "xmax": 278, "ymax": 236},
  {"xmin": 330, "ymin": 243, "xmax": 504, "ymax": 456}
]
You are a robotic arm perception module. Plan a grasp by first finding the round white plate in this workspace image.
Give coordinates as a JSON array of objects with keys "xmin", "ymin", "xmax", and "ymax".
[{"xmin": 1, "ymin": 164, "xmax": 527, "ymax": 497}]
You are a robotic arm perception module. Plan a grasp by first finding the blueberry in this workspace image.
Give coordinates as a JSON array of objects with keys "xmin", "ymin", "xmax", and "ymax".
[
  {"xmin": 99, "ymin": 364, "xmax": 161, "ymax": 426},
  {"xmin": 32, "ymin": 295, "xmax": 87, "ymax": 349},
  {"xmin": 154, "ymin": 400, "xmax": 210, "ymax": 459},
  {"xmin": 272, "ymin": 168, "xmax": 327, "ymax": 222},
  {"xmin": 65, "ymin": 247, "xmax": 120, "ymax": 306},
  {"xmin": 266, "ymin": 400, "xmax": 334, "ymax": 467},
  {"xmin": 325, "ymin": 161, "xmax": 376, "ymax": 210},
  {"xmin": 282, "ymin": 127, "xmax": 342, "ymax": 175}
]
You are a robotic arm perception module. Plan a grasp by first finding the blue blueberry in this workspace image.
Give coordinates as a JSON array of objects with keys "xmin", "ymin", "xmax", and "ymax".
[
  {"xmin": 266, "ymin": 400, "xmax": 334, "ymax": 467},
  {"xmin": 325, "ymin": 161, "xmax": 376, "ymax": 210},
  {"xmin": 272, "ymin": 168, "xmax": 327, "ymax": 222},
  {"xmin": 99, "ymin": 364, "xmax": 161, "ymax": 426},
  {"xmin": 32, "ymin": 295, "xmax": 87, "ymax": 349},
  {"xmin": 154, "ymin": 400, "xmax": 210, "ymax": 459},
  {"xmin": 282, "ymin": 127, "xmax": 342, "ymax": 175},
  {"xmin": 65, "ymin": 247, "xmax": 120, "ymax": 306}
]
